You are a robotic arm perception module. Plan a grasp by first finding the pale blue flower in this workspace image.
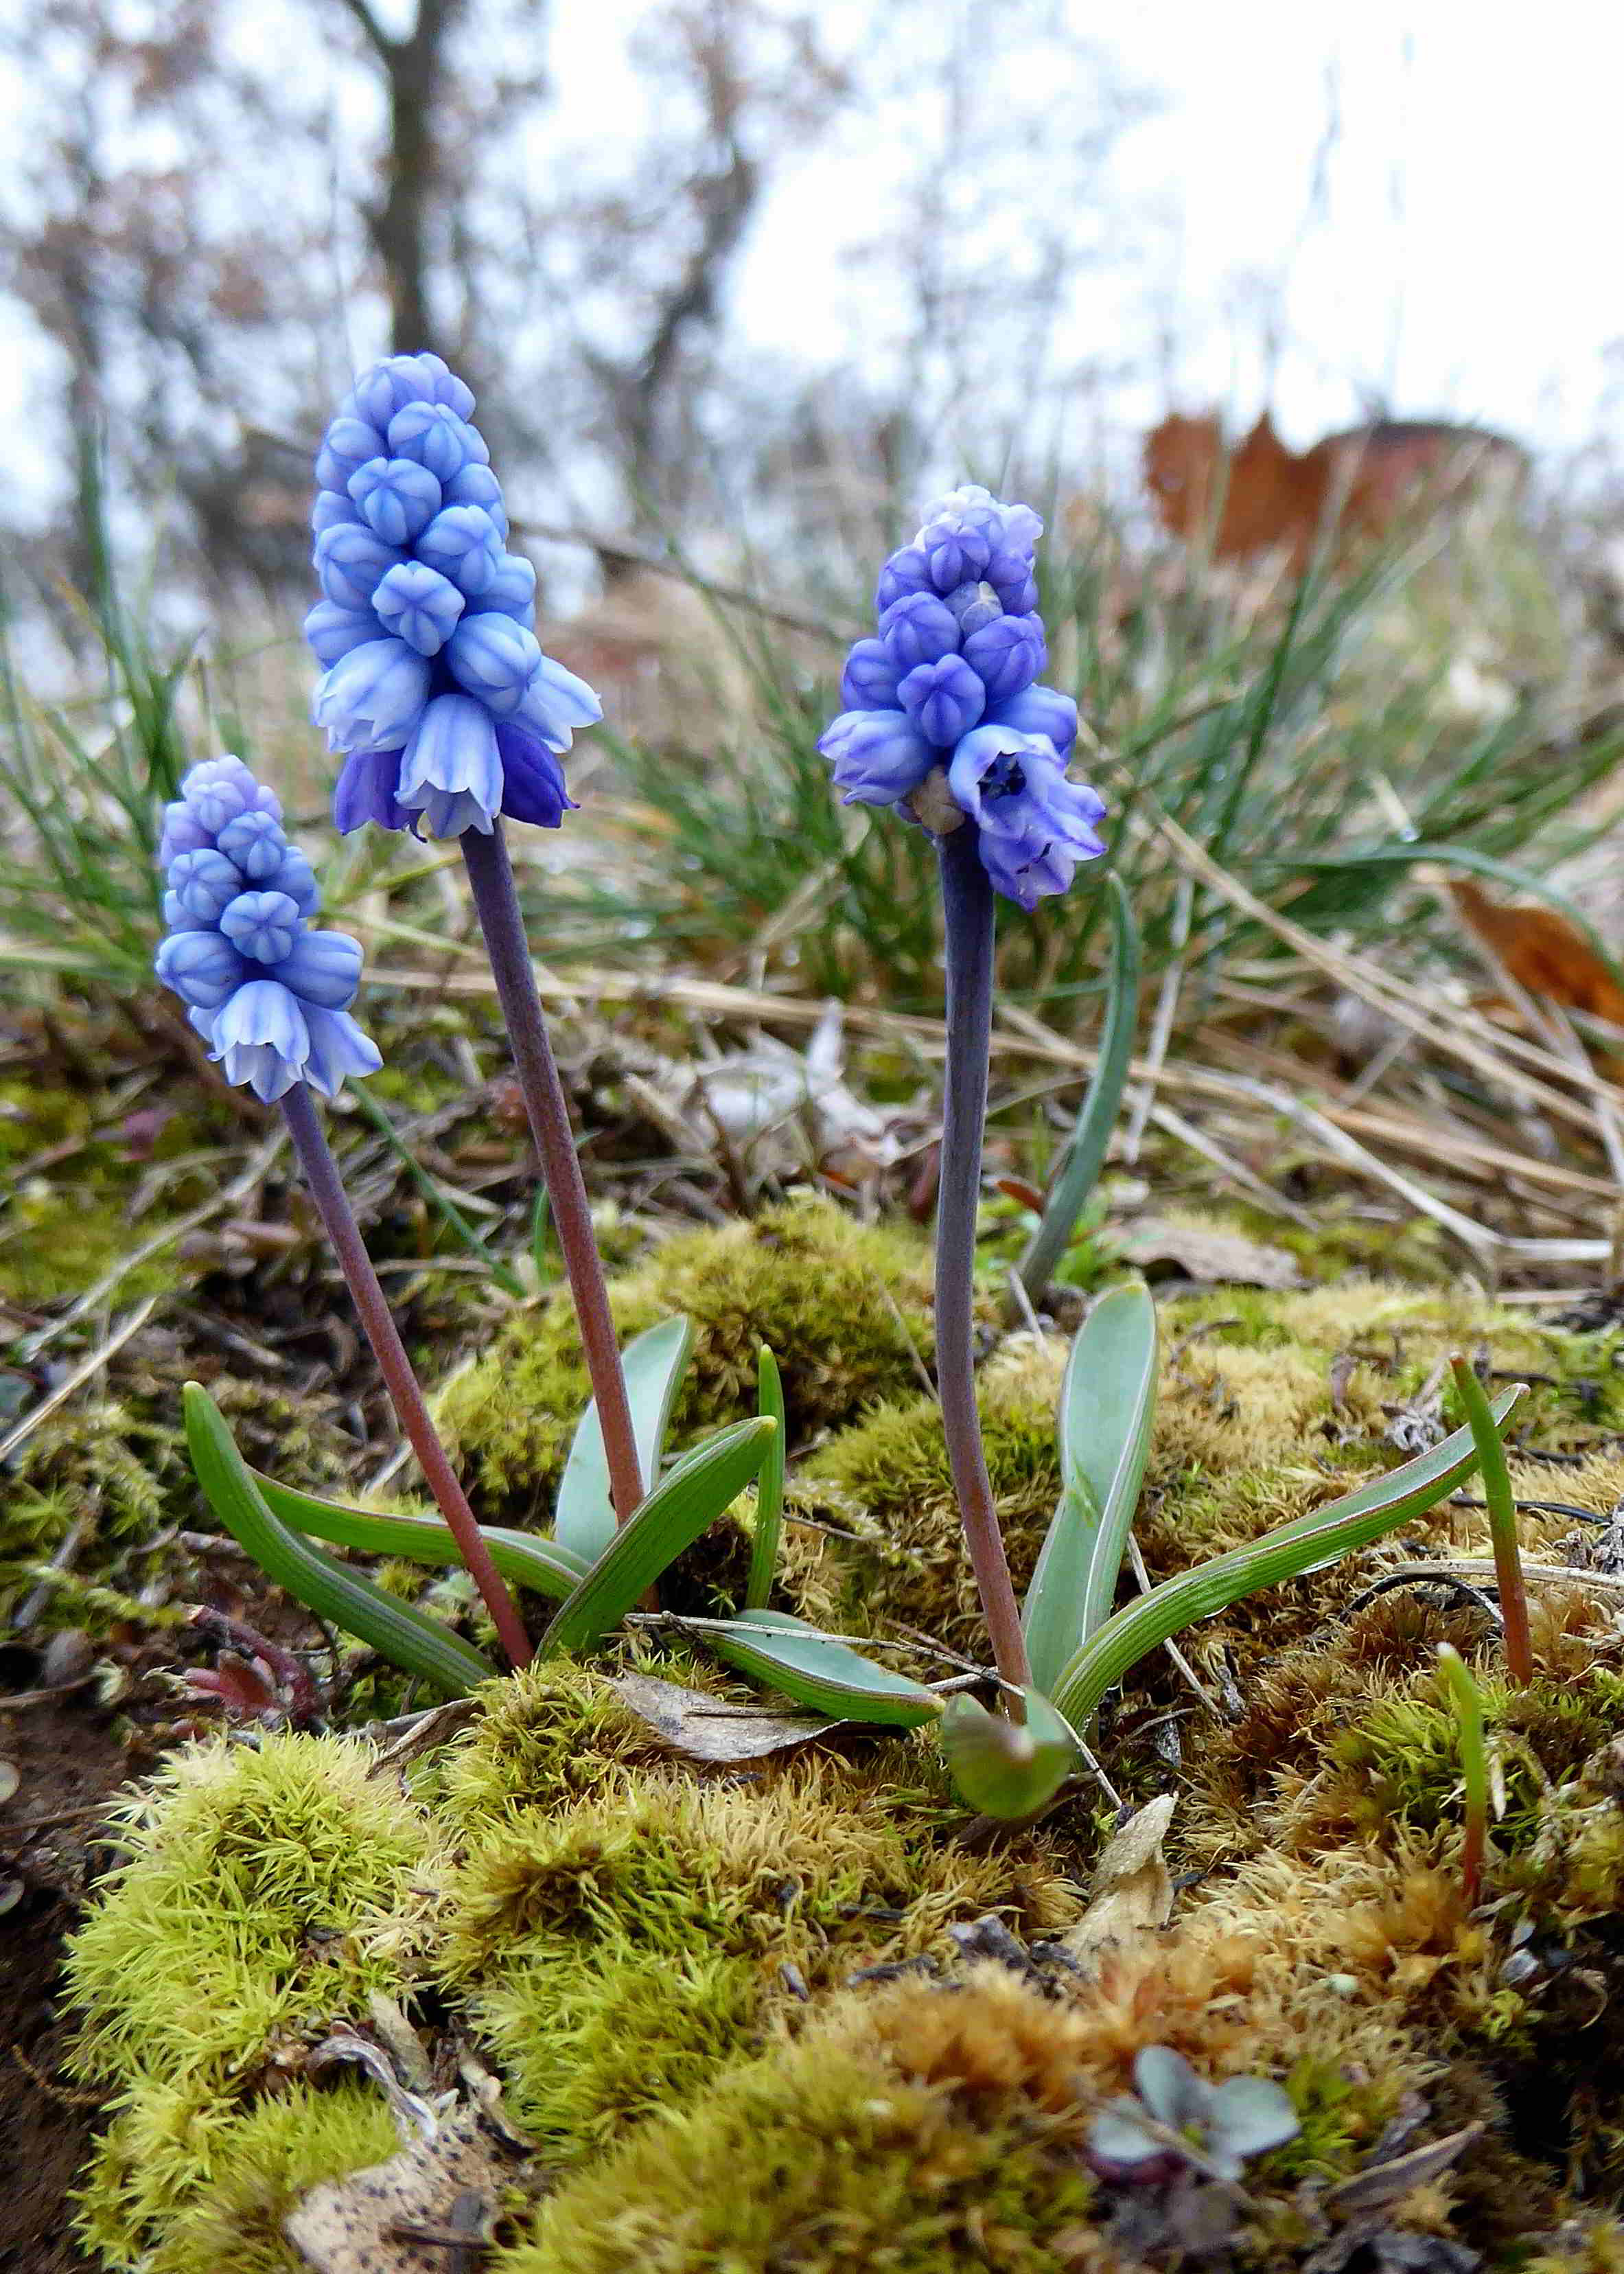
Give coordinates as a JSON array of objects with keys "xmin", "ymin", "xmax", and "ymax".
[
  {"xmin": 210, "ymin": 980, "xmax": 311, "ymax": 1103},
  {"xmin": 511, "ymin": 655, "xmax": 603, "ymax": 751},
  {"xmin": 415, "ymin": 505, "xmax": 503, "ymax": 597},
  {"xmin": 447, "ymin": 614, "xmax": 543, "ymax": 716},
  {"xmin": 220, "ymin": 889, "xmax": 303, "ymax": 966},
  {"xmin": 397, "ymin": 692, "xmax": 503, "ymax": 838},
  {"xmin": 481, "ymin": 553, "xmax": 538, "ymax": 619},
  {"xmin": 154, "ymin": 926, "xmax": 248, "ymax": 1008},
  {"xmin": 313, "ymin": 523, "xmax": 403, "ymax": 611},
  {"xmin": 821, "ymin": 709, "xmax": 936, "ymax": 806},
  {"xmin": 898, "ymin": 655, "xmax": 986, "ymax": 747},
  {"xmin": 163, "ymin": 849, "xmax": 245, "ymax": 928},
  {"xmin": 372, "ymin": 562, "xmax": 466, "ymax": 657},
  {"xmin": 304, "ymin": 600, "xmax": 381, "ymax": 668},
  {"xmin": 348, "ymin": 457, "xmax": 443, "ymax": 546},
  {"xmin": 387, "ymin": 400, "xmax": 487, "ymax": 481},
  {"xmin": 839, "ymin": 639, "xmax": 901, "ymax": 711},
  {"xmin": 313, "ymin": 639, "xmax": 432, "ymax": 755},
  {"xmin": 947, "ymin": 725, "xmax": 1106, "ymax": 910},
  {"xmin": 881, "ymin": 592, "xmax": 962, "ymax": 669}
]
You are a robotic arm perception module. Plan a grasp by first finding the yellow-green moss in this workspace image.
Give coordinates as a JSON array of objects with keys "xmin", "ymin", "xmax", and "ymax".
[
  {"xmin": 439, "ymin": 1746, "xmax": 1080, "ymax": 2164},
  {"xmin": 430, "ymin": 1657, "xmax": 687, "ymax": 1837},
  {"xmin": 437, "ymin": 1198, "xmax": 934, "ymax": 1523},
  {"xmin": 1, "ymin": 1392, "xmax": 184, "ymax": 1629},
  {"xmin": 82, "ymin": 2080, "xmax": 400, "ymax": 2274},
  {"xmin": 0, "ymin": 1079, "xmax": 229, "ymax": 1302},
  {"xmin": 68, "ymin": 1733, "xmax": 444, "ymax": 2262},
  {"xmin": 788, "ymin": 1337, "xmax": 1065, "ymax": 1654},
  {"xmin": 494, "ymin": 1988, "xmax": 1099, "ymax": 2274}
]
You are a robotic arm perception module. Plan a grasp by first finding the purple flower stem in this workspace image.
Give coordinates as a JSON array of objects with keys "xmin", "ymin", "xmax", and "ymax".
[
  {"xmin": 459, "ymin": 822, "xmax": 645, "ymax": 1527},
  {"xmin": 280, "ymin": 1080, "xmax": 533, "ymax": 1670},
  {"xmin": 936, "ymin": 824, "xmax": 1033, "ymax": 1707}
]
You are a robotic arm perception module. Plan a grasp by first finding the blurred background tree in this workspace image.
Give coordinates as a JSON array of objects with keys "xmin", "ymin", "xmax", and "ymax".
[{"xmin": 0, "ymin": 0, "xmax": 1150, "ymax": 624}]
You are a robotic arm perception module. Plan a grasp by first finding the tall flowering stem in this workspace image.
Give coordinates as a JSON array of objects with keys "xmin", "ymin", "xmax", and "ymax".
[
  {"xmin": 306, "ymin": 352, "xmax": 642, "ymax": 1528},
  {"xmin": 281, "ymin": 1084, "xmax": 533, "ymax": 1668},
  {"xmin": 460, "ymin": 824, "xmax": 644, "ymax": 1524},
  {"xmin": 936, "ymin": 825, "xmax": 1032, "ymax": 1699},
  {"xmin": 154, "ymin": 757, "xmax": 532, "ymax": 1670},
  {"xmin": 818, "ymin": 485, "xmax": 1106, "ymax": 1706}
]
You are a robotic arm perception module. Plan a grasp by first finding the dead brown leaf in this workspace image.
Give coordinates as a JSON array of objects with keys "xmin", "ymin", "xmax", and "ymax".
[
  {"xmin": 607, "ymin": 1670, "xmax": 842, "ymax": 1762},
  {"xmin": 1063, "ymin": 1793, "xmax": 1176, "ymax": 1975},
  {"xmin": 1445, "ymin": 878, "xmax": 1624, "ymax": 1031},
  {"xmin": 1324, "ymin": 2124, "xmax": 1483, "ymax": 2218},
  {"xmin": 1116, "ymin": 1219, "xmax": 1303, "ymax": 1289}
]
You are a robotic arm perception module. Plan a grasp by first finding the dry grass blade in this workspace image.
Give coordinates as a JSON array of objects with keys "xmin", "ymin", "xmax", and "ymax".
[{"xmin": 0, "ymin": 1294, "xmax": 161, "ymax": 1465}]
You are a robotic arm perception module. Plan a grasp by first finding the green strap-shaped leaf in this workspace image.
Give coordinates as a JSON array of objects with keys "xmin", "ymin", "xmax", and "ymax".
[
  {"xmin": 698, "ymin": 1608, "xmax": 942, "ymax": 1727},
  {"xmin": 941, "ymin": 1688, "xmax": 1079, "ymax": 1818},
  {"xmin": 1050, "ymin": 1387, "xmax": 1522, "ymax": 1729},
  {"xmin": 183, "ymin": 1386, "xmax": 496, "ymax": 1696},
  {"xmin": 250, "ymin": 1469, "xmax": 590, "ymax": 1601},
  {"xmin": 1023, "ymin": 1280, "xmax": 1158, "ymax": 1693},
  {"xmin": 743, "ymin": 1345, "xmax": 786, "ymax": 1611},
  {"xmin": 554, "ymin": 1315, "xmax": 695, "ymax": 1561},
  {"xmin": 542, "ymin": 1416, "xmax": 776, "ymax": 1657},
  {"xmin": 1014, "ymin": 871, "xmax": 1141, "ymax": 1304}
]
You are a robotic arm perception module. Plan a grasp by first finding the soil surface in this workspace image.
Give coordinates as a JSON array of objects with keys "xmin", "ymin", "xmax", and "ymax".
[{"xmin": 1, "ymin": 1684, "xmax": 139, "ymax": 2274}]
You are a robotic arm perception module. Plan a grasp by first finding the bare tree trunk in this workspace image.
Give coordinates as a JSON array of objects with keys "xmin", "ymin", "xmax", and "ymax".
[
  {"xmin": 336, "ymin": 0, "xmax": 467, "ymax": 355},
  {"xmin": 624, "ymin": 130, "xmax": 759, "ymax": 519}
]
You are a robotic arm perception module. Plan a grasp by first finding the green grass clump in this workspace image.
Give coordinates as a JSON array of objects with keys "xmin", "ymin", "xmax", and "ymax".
[
  {"xmin": 67, "ymin": 1734, "xmax": 443, "ymax": 2262},
  {"xmin": 437, "ymin": 1198, "xmax": 934, "ymax": 1524}
]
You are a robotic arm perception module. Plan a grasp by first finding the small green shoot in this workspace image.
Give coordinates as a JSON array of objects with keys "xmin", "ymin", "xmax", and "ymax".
[
  {"xmin": 697, "ymin": 1608, "xmax": 942, "ymax": 1727},
  {"xmin": 940, "ymin": 1688, "xmax": 1079, "ymax": 1819},
  {"xmin": 1436, "ymin": 1642, "xmax": 1490, "ymax": 1909},
  {"xmin": 744, "ymin": 1344, "xmax": 786, "ymax": 1611},
  {"xmin": 553, "ymin": 1316, "xmax": 694, "ymax": 1562},
  {"xmin": 1448, "ymin": 1353, "xmax": 1534, "ymax": 1685},
  {"xmin": 1013, "ymin": 872, "xmax": 1141, "ymax": 1306},
  {"xmin": 1021, "ymin": 1279, "xmax": 1157, "ymax": 1695},
  {"xmin": 542, "ymin": 1416, "xmax": 777, "ymax": 1657},
  {"xmin": 251, "ymin": 1469, "xmax": 590, "ymax": 1601}
]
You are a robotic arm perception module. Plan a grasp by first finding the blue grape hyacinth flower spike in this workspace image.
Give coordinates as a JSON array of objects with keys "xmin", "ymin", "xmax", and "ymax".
[
  {"xmin": 819, "ymin": 483, "xmax": 1104, "ymax": 908},
  {"xmin": 307, "ymin": 352, "xmax": 600, "ymax": 841},
  {"xmin": 154, "ymin": 757, "xmax": 381, "ymax": 1103}
]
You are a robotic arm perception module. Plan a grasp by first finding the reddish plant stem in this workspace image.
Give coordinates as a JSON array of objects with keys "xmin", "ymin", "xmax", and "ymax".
[
  {"xmin": 281, "ymin": 1081, "xmax": 533, "ymax": 1670},
  {"xmin": 936, "ymin": 825, "xmax": 1033, "ymax": 1706},
  {"xmin": 1449, "ymin": 1355, "xmax": 1535, "ymax": 1686},
  {"xmin": 460, "ymin": 823, "xmax": 644, "ymax": 1526}
]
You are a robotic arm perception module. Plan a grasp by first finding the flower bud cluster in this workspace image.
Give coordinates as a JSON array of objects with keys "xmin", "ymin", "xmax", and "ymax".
[
  {"xmin": 307, "ymin": 352, "xmax": 602, "ymax": 840},
  {"xmin": 154, "ymin": 758, "xmax": 380, "ymax": 1102},
  {"xmin": 820, "ymin": 485, "xmax": 1105, "ymax": 906}
]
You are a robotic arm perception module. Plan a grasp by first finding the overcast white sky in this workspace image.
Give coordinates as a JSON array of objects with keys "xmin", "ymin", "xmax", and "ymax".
[
  {"xmin": 720, "ymin": 0, "xmax": 1623, "ymax": 463},
  {"xmin": 3, "ymin": 0, "xmax": 1619, "ymax": 525}
]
